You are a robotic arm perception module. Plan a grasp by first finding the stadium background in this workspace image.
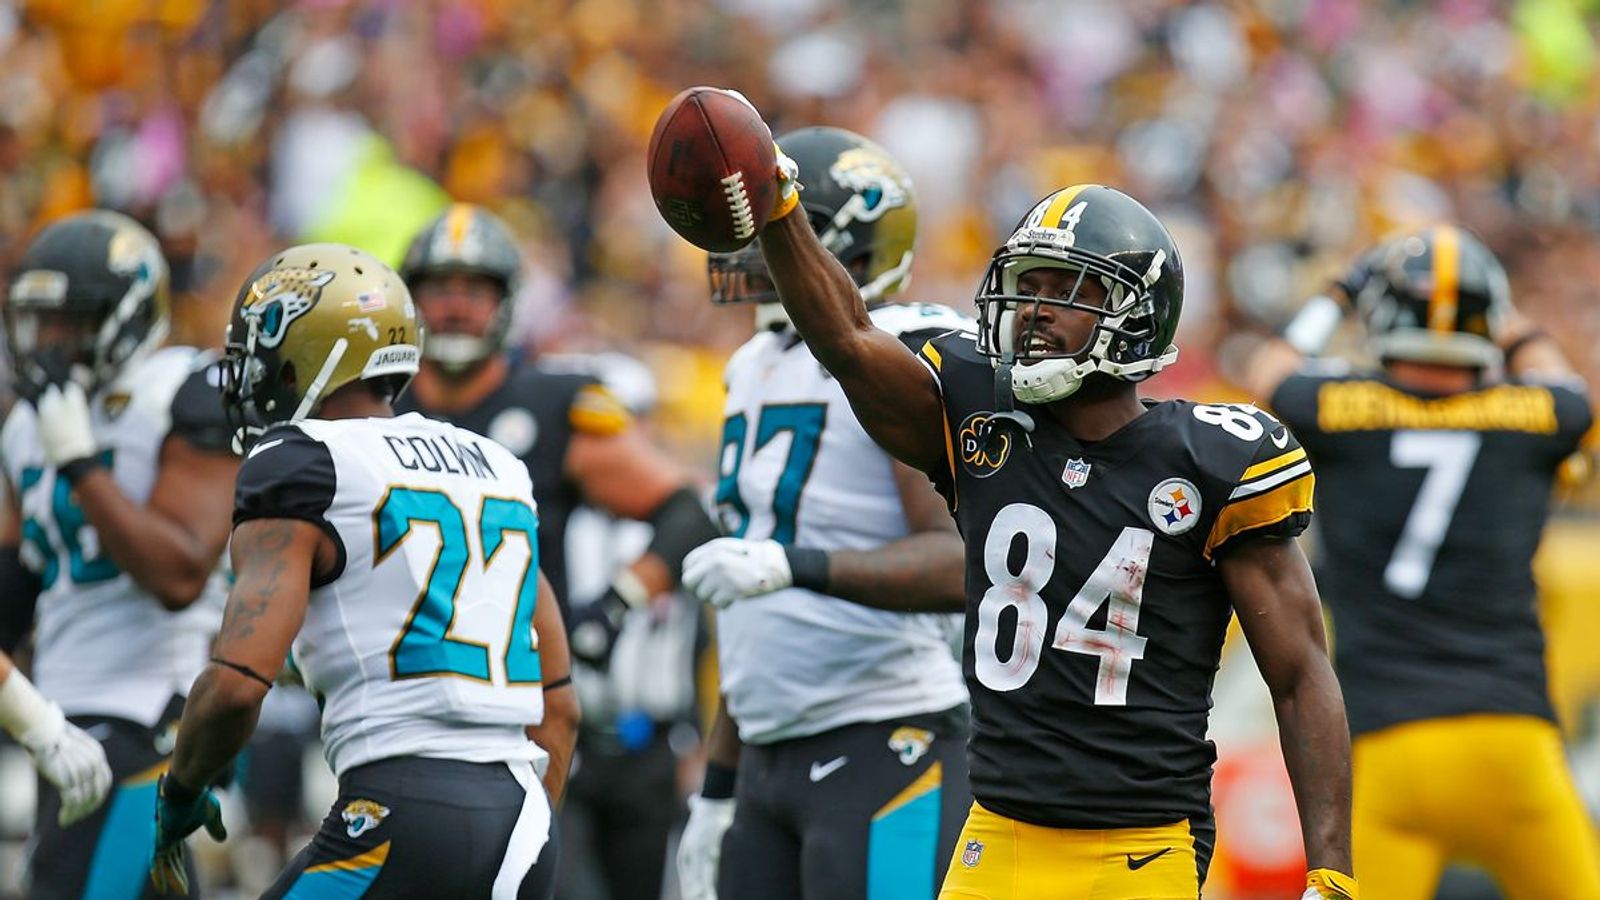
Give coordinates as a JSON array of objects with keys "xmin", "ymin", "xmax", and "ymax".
[{"xmin": 0, "ymin": 0, "xmax": 1597, "ymax": 897}]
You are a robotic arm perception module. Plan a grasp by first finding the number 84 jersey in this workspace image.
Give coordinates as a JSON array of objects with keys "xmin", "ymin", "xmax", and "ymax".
[{"xmin": 918, "ymin": 332, "xmax": 1315, "ymax": 829}]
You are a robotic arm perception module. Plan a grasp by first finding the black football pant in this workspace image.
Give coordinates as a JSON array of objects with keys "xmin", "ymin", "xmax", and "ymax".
[
  {"xmin": 26, "ymin": 696, "xmax": 191, "ymax": 900},
  {"xmin": 719, "ymin": 708, "xmax": 971, "ymax": 900},
  {"xmin": 263, "ymin": 756, "xmax": 559, "ymax": 899}
]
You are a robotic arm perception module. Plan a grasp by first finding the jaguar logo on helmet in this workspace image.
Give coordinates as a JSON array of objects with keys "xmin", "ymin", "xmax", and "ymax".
[
  {"xmin": 243, "ymin": 269, "xmax": 334, "ymax": 350},
  {"xmin": 828, "ymin": 147, "xmax": 910, "ymax": 225}
]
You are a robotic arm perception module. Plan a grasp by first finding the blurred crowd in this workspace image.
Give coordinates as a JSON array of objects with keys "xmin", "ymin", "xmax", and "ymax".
[
  {"xmin": 1, "ymin": 1, "xmax": 1599, "ymax": 897},
  {"xmin": 2, "ymin": 0, "xmax": 1598, "ymax": 465}
]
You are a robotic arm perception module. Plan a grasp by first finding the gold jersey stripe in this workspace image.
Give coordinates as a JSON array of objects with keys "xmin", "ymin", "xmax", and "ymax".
[
  {"xmin": 873, "ymin": 761, "xmax": 944, "ymax": 821},
  {"xmin": 568, "ymin": 384, "xmax": 632, "ymax": 436},
  {"xmin": 1041, "ymin": 184, "xmax": 1095, "ymax": 230},
  {"xmin": 1240, "ymin": 446, "xmax": 1307, "ymax": 482},
  {"xmin": 1428, "ymin": 225, "xmax": 1460, "ymax": 333},
  {"xmin": 1204, "ymin": 471, "xmax": 1315, "ymax": 560},
  {"xmin": 920, "ymin": 340, "xmax": 943, "ymax": 371},
  {"xmin": 305, "ymin": 841, "xmax": 392, "ymax": 874}
]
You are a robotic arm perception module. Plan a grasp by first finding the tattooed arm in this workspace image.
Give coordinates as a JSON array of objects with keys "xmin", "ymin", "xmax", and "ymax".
[{"xmin": 167, "ymin": 518, "xmax": 329, "ymax": 794}]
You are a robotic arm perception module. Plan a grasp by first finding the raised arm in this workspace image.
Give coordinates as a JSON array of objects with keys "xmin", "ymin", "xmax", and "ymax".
[
  {"xmin": 758, "ymin": 210, "xmax": 947, "ymax": 474},
  {"xmin": 1220, "ymin": 536, "xmax": 1355, "ymax": 893}
]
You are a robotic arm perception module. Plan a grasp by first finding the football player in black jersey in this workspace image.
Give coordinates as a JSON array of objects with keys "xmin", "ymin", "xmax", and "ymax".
[
  {"xmin": 394, "ymin": 204, "xmax": 719, "ymax": 900},
  {"xmin": 1230, "ymin": 226, "xmax": 1600, "ymax": 899},
  {"xmin": 671, "ymin": 100, "xmax": 1357, "ymax": 899},
  {"xmin": 1, "ymin": 211, "xmax": 237, "ymax": 898}
]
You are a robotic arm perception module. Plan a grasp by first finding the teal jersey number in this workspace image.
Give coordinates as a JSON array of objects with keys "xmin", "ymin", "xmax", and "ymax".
[
  {"xmin": 20, "ymin": 451, "xmax": 119, "ymax": 589},
  {"xmin": 715, "ymin": 403, "xmax": 827, "ymax": 545},
  {"xmin": 376, "ymin": 487, "xmax": 542, "ymax": 683}
]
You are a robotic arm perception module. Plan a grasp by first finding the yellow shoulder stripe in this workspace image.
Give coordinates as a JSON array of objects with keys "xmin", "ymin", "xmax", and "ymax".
[
  {"xmin": 1205, "ymin": 472, "xmax": 1315, "ymax": 561},
  {"xmin": 920, "ymin": 340, "xmax": 943, "ymax": 371},
  {"xmin": 305, "ymin": 841, "xmax": 391, "ymax": 874},
  {"xmin": 569, "ymin": 383, "xmax": 632, "ymax": 436},
  {"xmin": 1241, "ymin": 446, "xmax": 1306, "ymax": 482}
]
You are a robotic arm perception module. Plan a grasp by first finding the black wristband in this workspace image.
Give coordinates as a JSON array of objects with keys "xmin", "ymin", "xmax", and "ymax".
[
  {"xmin": 1502, "ymin": 329, "xmax": 1551, "ymax": 368},
  {"xmin": 57, "ymin": 456, "xmax": 103, "ymax": 485},
  {"xmin": 701, "ymin": 761, "xmax": 738, "ymax": 800},
  {"xmin": 784, "ymin": 546, "xmax": 829, "ymax": 592},
  {"xmin": 160, "ymin": 773, "xmax": 202, "ymax": 807}
]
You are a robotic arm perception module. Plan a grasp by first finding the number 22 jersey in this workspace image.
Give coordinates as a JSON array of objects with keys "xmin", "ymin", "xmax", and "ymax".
[
  {"xmin": 233, "ymin": 413, "xmax": 549, "ymax": 777},
  {"xmin": 917, "ymin": 331, "xmax": 1316, "ymax": 828}
]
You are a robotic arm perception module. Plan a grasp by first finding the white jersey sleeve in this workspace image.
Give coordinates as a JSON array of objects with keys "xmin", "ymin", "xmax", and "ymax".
[{"xmin": 233, "ymin": 412, "xmax": 549, "ymax": 776}]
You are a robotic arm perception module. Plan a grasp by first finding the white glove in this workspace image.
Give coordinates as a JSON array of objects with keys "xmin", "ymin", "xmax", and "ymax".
[
  {"xmin": 34, "ymin": 381, "xmax": 99, "ymax": 468},
  {"xmin": 677, "ymin": 795, "xmax": 735, "ymax": 900},
  {"xmin": 0, "ymin": 672, "xmax": 113, "ymax": 826},
  {"xmin": 682, "ymin": 538, "xmax": 792, "ymax": 608}
]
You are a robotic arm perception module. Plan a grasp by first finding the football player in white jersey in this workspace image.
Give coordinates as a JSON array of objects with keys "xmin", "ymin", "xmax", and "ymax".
[
  {"xmin": 1, "ymin": 210, "xmax": 236, "ymax": 898},
  {"xmin": 677, "ymin": 128, "xmax": 971, "ymax": 900},
  {"xmin": 150, "ymin": 245, "xmax": 579, "ymax": 899}
]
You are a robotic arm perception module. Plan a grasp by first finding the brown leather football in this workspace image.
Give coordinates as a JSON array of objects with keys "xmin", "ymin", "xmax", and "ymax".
[{"xmin": 647, "ymin": 87, "xmax": 778, "ymax": 253}]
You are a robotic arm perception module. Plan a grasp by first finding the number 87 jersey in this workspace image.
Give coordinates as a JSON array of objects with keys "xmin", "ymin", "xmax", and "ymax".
[
  {"xmin": 233, "ymin": 412, "xmax": 550, "ymax": 778},
  {"xmin": 917, "ymin": 331, "xmax": 1315, "ymax": 830}
]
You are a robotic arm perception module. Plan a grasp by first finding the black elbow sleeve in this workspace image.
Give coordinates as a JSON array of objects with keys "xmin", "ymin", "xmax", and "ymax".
[
  {"xmin": 646, "ymin": 488, "xmax": 720, "ymax": 582},
  {"xmin": 0, "ymin": 547, "xmax": 41, "ymax": 655}
]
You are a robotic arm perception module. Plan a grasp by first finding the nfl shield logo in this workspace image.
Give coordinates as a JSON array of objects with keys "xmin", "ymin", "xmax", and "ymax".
[
  {"xmin": 1061, "ymin": 458, "xmax": 1092, "ymax": 489},
  {"xmin": 961, "ymin": 839, "xmax": 984, "ymax": 868}
]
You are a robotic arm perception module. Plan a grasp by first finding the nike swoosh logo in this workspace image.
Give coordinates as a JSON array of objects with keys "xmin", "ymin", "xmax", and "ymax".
[
  {"xmin": 1270, "ymin": 428, "xmax": 1290, "ymax": 449},
  {"xmin": 247, "ymin": 438, "xmax": 285, "ymax": 458},
  {"xmin": 808, "ymin": 756, "xmax": 848, "ymax": 782},
  {"xmin": 1126, "ymin": 847, "xmax": 1172, "ymax": 870}
]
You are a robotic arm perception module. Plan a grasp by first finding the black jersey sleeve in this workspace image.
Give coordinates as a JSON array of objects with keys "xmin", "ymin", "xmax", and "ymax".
[
  {"xmin": 1545, "ymin": 379, "xmax": 1595, "ymax": 452},
  {"xmin": 1202, "ymin": 410, "xmax": 1315, "ymax": 561},
  {"xmin": 233, "ymin": 426, "xmax": 344, "ymax": 586},
  {"xmin": 1267, "ymin": 373, "xmax": 1318, "ymax": 435},
  {"xmin": 168, "ymin": 358, "xmax": 235, "ymax": 454}
]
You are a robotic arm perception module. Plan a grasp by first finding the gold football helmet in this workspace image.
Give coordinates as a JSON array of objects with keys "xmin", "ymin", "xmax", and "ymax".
[{"xmin": 221, "ymin": 244, "xmax": 421, "ymax": 448}]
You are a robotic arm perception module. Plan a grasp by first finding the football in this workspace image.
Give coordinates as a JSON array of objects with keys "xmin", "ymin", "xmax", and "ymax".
[{"xmin": 647, "ymin": 87, "xmax": 778, "ymax": 253}]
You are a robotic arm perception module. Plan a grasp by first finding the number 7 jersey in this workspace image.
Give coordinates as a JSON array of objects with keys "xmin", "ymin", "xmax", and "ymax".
[
  {"xmin": 233, "ymin": 413, "xmax": 548, "ymax": 777},
  {"xmin": 917, "ymin": 331, "xmax": 1316, "ymax": 829},
  {"xmin": 1269, "ymin": 368, "xmax": 1593, "ymax": 737}
]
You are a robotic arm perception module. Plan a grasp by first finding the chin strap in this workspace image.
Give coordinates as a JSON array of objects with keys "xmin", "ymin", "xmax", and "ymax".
[{"xmin": 987, "ymin": 355, "xmax": 1035, "ymax": 453}]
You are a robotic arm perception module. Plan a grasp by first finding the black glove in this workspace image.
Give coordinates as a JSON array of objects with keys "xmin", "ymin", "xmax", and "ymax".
[{"xmin": 567, "ymin": 587, "xmax": 630, "ymax": 670}]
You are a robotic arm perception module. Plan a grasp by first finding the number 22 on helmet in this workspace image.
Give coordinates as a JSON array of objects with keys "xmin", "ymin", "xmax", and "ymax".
[{"xmin": 221, "ymin": 244, "xmax": 422, "ymax": 451}]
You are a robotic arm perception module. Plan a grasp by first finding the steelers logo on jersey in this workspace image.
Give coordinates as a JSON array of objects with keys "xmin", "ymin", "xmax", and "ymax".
[
  {"xmin": 958, "ymin": 412, "xmax": 1011, "ymax": 478},
  {"xmin": 1148, "ymin": 478, "xmax": 1201, "ymax": 535}
]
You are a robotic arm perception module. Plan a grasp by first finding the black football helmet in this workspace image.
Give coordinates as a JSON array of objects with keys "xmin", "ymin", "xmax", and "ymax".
[
  {"xmin": 7, "ymin": 210, "xmax": 170, "ymax": 394},
  {"xmin": 1343, "ymin": 225, "xmax": 1509, "ymax": 368},
  {"xmin": 709, "ymin": 126, "xmax": 916, "ymax": 330},
  {"xmin": 400, "ymin": 203, "xmax": 522, "ymax": 372},
  {"xmin": 974, "ymin": 185, "xmax": 1183, "ymax": 404}
]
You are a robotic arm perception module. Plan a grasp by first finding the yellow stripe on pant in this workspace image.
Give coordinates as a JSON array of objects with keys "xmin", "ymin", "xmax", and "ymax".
[
  {"xmin": 1352, "ymin": 713, "xmax": 1600, "ymax": 900},
  {"xmin": 938, "ymin": 802, "xmax": 1199, "ymax": 899}
]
